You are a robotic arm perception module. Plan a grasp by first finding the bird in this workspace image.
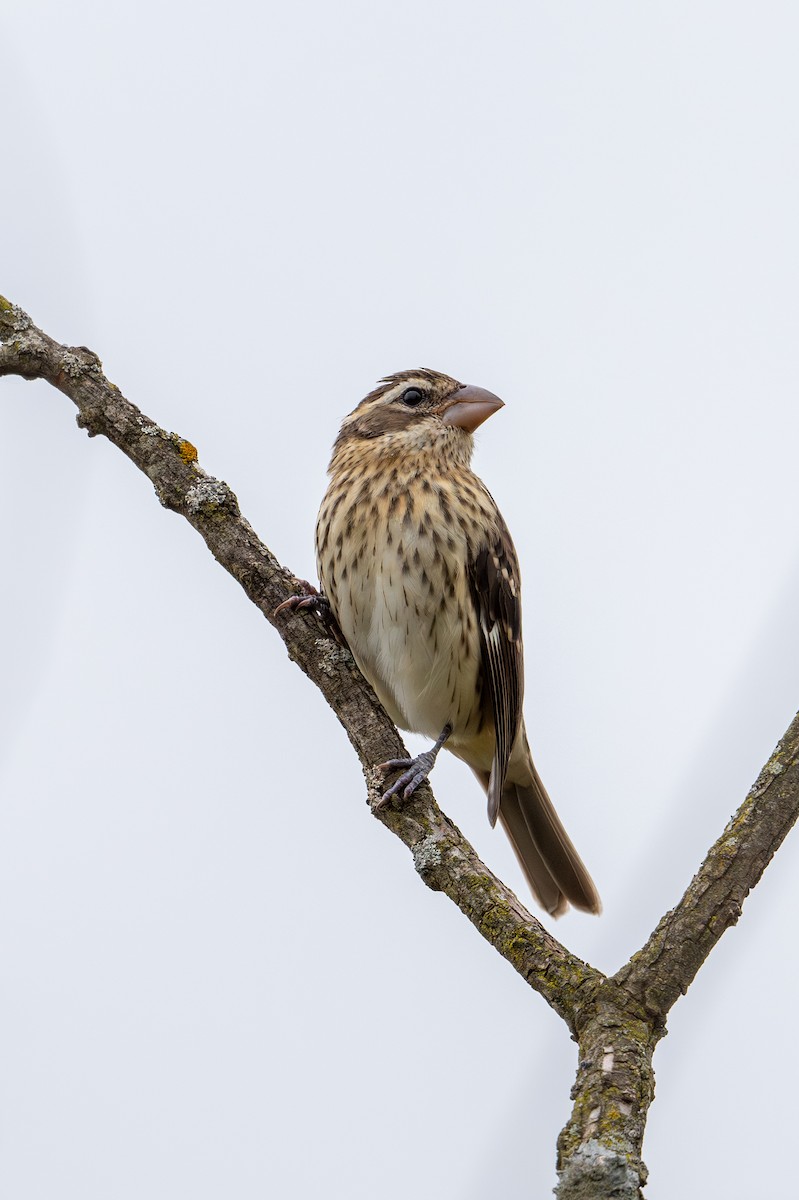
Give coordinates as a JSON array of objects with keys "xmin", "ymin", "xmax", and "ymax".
[{"xmin": 281, "ymin": 369, "xmax": 600, "ymax": 917}]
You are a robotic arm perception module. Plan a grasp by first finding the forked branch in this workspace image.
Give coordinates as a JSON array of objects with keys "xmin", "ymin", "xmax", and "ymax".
[{"xmin": 3, "ymin": 296, "xmax": 798, "ymax": 1197}]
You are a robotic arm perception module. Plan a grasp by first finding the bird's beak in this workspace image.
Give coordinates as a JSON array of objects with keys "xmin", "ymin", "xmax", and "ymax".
[{"xmin": 439, "ymin": 384, "xmax": 504, "ymax": 433}]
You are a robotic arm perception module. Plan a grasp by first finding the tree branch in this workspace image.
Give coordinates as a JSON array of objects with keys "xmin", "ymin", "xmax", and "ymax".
[
  {"xmin": 554, "ymin": 712, "xmax": 799, "ymax": 1198},
  {"xmin": 0, "ymin": 295, "xmax": 599, "ymax": 1031},
  {"xmin": 615, "ymin": 708, "xmax": 799, "ymax": 1021},
  {"xmin": 5, "ymin": 295, "xmax": 799, "ymax": 1198}
]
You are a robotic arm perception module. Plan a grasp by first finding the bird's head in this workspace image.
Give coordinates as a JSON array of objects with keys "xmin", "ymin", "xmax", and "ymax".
[{"xmin": 332, "ymin": 369, "xmax": 504, "ymax": 468}]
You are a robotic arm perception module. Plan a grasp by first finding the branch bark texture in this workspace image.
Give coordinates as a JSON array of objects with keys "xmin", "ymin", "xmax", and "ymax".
[{"xmin": 3, "ymin": 296, "xmax": 798, "ymax": 1197}]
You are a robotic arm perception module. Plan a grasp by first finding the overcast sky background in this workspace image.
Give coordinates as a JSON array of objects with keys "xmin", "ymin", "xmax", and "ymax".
[{"xmin": 3, "ymin": 3, "xmax": 799, "ymax": 1197}]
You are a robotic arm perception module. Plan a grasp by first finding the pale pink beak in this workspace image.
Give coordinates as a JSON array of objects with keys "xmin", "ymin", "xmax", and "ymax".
[{"xmin": 440, "ymin": 384, "xmax": 504, "ymax": 433}]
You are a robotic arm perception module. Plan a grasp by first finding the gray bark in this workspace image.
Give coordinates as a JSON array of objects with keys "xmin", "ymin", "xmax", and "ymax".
[{"xmin": 3, "ymin": 295, "xmax": 798, "ymax": 1197}]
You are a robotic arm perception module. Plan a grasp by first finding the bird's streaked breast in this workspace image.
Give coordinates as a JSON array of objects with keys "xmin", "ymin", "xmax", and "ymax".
[{"xmin": 316, "ymin": 442, "xmax": 496, "ymax": 754}]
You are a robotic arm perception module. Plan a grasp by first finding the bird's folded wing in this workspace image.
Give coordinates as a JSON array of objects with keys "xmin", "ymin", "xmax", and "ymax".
[{"xmin": 468, "ymin": 521, "xmax": 523, "ymax": 826}]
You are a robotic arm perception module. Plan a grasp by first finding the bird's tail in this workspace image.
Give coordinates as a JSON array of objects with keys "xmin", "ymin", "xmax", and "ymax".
[{"xmin": 481, "ymin": 759, "xmax": 601, "ymax": 918}]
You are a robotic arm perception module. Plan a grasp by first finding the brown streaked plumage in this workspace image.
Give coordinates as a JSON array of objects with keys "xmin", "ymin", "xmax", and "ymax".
[{"xmin": 312, "ymin": 369, "xmax": 600, "ymax": 917}]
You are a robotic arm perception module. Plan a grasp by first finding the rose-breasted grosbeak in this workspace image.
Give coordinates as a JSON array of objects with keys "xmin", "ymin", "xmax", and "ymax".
[{"xmin": 288, "ymin": 369, "xmax": 600, "ymax": 917}]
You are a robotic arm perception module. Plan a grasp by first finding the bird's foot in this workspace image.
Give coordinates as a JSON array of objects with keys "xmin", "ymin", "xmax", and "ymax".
[
  {"xmin": 376, "ymin": 751, "xmax": 439, "ymax": 806},
  {"xmin": 375, "ymin": 724, "xmax": 452, "ymax": 807},
  {"xmin": 274, "ymin": 581, "xmax": 344, "ymax": 642},
  {"xmin": 274, "ymin": 579, "xmax": 324, "ymax": 617}
]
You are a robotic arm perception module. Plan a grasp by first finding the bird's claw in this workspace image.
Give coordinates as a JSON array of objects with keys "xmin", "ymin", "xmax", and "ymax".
[
  {"xmin": 274, "ymin": 580, "xmax": 322, "ymax": 618},
  {"xmin": 274, "ymin": 583, "xmax": 345, "ymax": 643},
  {"xmin": 274, "ymin": 593, "xmax": 318, "ymax": 617},
  {"xmin": 376, "ymin": 751, "xmax": 437, "ymax": 807}
]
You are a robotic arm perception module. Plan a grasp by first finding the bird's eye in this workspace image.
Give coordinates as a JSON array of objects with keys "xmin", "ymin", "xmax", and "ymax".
[{"xmin": 401, "ymin": 387, "xmax": 424, "ymax": 407}]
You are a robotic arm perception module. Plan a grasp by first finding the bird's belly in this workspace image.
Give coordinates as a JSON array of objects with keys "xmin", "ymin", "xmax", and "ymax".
[{"xmin": 330, "ymin": 537, "xmax": 481, "ymax": 741}]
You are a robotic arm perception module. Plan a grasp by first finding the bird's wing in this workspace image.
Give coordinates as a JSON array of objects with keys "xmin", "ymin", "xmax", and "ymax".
[{"xmin": 468, "ymin": 519, "xmax": 524, "ymax": 826}]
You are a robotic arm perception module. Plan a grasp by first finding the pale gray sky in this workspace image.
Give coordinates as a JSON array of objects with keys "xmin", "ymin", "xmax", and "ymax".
[{"xmin": 3, "ymin": 3, "xmax": 799, "ymax": 1197}]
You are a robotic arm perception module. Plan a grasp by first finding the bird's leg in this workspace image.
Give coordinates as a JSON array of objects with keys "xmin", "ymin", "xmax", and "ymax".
[
  {"xmin": 274, "ymin": 581, "xmax": 344, "ymax": 643},
  {"xmin": 376, "ymin": 724, "xmax": 453, "ymax": 806}
]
